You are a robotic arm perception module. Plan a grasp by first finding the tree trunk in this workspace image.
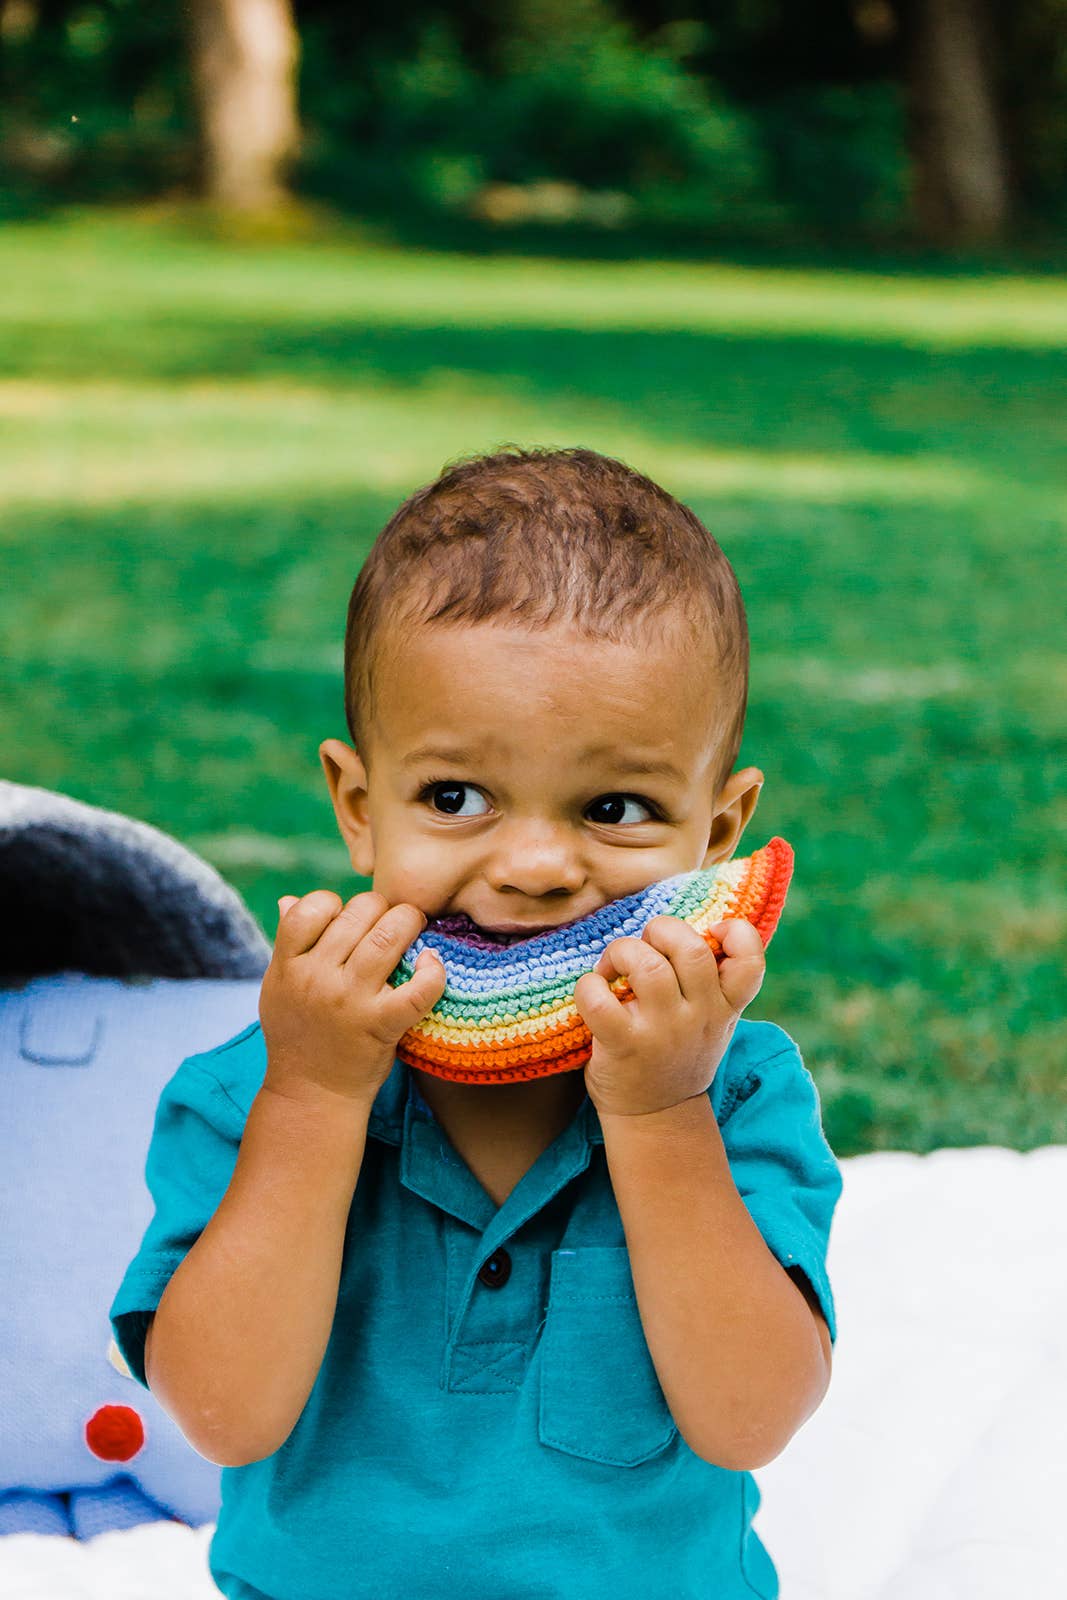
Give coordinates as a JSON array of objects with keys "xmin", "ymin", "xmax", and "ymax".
[
  {"xmin": 906, "ymin": 0, "xmax": 1010, "ymax": 243},
  {"xmin": 185, "ymin": 0, "xmax": 300, "ymax": 211}
]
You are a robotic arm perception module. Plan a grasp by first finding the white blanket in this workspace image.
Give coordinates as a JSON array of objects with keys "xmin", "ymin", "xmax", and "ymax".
[{"xmin": 3, "ymin": 1146, "xmax": 1065, "ymax": 1599}]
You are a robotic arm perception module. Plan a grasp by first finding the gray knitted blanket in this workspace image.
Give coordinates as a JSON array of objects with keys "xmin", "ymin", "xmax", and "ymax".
[{"xmin": 0, "ymin": 779, "xmax": 271, "ymax": 983}]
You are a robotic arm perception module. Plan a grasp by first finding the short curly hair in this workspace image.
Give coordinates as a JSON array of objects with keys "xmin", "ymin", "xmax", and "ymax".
[{"xmin": 343, "ymin": 445, "xmax": 749, "ymax": 799}]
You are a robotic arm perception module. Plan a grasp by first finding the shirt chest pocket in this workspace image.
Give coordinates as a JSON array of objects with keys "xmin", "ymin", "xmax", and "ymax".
[{"xmin": 538, "ymin": 1246, "xmax": 678, "ymax": 1468}]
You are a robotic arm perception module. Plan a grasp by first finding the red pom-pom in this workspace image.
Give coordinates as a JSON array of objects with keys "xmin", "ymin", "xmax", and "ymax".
[{"xmin": 85, "ymin": 1403, "xmax": 145, "ymax": 1461}]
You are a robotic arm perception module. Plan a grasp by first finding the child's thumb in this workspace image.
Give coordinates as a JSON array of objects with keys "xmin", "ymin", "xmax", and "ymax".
[{"xmin": 277, "ymin": 895, "xmax": 299, "ymax": 919}]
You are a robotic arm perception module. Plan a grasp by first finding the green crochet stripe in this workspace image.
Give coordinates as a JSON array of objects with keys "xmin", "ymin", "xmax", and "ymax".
[{"xmin": 668, "ymin": 871, "xmax": 721, "ymax": 920}]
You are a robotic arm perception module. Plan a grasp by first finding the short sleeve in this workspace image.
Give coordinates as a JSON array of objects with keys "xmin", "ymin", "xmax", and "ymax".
[
  {"xmin": 718, "ymin": 1037, "xmax": 843, "ymax": 1346},
  {"xmin": 108, "ymin": 1054, "xmax": 246, "ymax": 1388}
]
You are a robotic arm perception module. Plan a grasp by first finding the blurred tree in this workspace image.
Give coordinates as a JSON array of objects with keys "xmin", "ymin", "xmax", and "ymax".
[
  {"xmin": 902, "ymin": 0, "xmax": 1010, "ymax": 241},
  {"xmin": 1000, "ymin": 0, "xmax": 1067, "ymax": 227},
  {"xmin": 185, "ymin": 0, "xmax": 300, "ymax": 209},
  {"xmin": 2, "ymin": 0, "xmax": 1064, "ymax": 243}
]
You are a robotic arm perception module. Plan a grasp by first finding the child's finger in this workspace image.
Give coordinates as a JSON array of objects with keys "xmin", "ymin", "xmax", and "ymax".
[
  {"xmin": 385, "ymin": 948, "xmax": 447, "ymax": 1028},
  {"xmin": 573, "ymin": 970, "xmax": 633, "ymax": 1046},
  {"xmin": 640, "ymin": 914, "xmax": 718, "ymax": 1004},
  {"xmin": 594, "ymin": 935, "xmax": 680, "ymax": 1011},
  {"xmin": 706, "ymin": 919, "xmax": 766, "ymax": 1009},
  {"xmin": 707, "ymin": 918, "xmax": 763, "ymax": 954}
]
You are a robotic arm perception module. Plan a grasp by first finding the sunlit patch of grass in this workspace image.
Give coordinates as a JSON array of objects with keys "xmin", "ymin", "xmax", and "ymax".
[
  {"xmin": 187, "ymin": 831, "xmax": 352, "ymax": 876},
  {"xmin": 5, "ymin": 208, "xmax": 1067, "ymax": 348},
  {"xmin": 0, "ymin": 378, "xmax": 1005, "ymax": 513},
  {"xmin": 760, "ymin": 657, "xmax": 975, "ymax": 701},
  {"xmin": 865, "ymin": 875, "xmax": 1067, "ymax": 960}
]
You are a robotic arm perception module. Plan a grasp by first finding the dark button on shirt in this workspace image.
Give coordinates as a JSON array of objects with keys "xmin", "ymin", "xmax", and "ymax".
[{"xmin": 478, "ymin": 1247, "xmax": 512, "ymax": 1287}]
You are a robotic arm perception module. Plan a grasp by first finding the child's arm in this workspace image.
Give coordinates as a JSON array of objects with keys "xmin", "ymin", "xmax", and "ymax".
[
  {"xmin": 142, "ymin": 889, "xmax": 445, "ymax": 1467},
  {"xmin": 575, "ymin": 918, "xmax": 840, "ymax": 1472},
  {"xmin": 600, "ymin": 1089, "xmax": 831, "ymax": 1472},
  {"xmin": 145, "ymin": 1080, "xmax": 374, "ymax": 1467}
]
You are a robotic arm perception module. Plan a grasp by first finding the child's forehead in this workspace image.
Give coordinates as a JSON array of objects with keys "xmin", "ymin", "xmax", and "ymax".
[
  {"xmin": 386, "ymin": 621, "xmax": 685, "ymax": 706},
  {"xmin": 383, "ymin": 611, "xmax": 699, "ymax": 672},
  {"xmin": 370, "ymin": 617, "xmax": 720, "ymax": 775}
]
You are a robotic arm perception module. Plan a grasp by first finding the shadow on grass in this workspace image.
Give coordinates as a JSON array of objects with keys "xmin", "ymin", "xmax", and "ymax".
[
  {"xmin": 13, "ymin": 185, "xmax": 1067, "ymax": 277},
  {"xmin": 334, "ymin": 194, "xmax": 1067, "ymax": 280},
  {"xmin": 3, "ymin": 320, "xmax": 1067, "ymax": 497}
]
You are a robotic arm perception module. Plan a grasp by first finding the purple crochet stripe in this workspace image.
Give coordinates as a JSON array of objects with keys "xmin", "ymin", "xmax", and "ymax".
[{"xmin": 425, "ymin": 911, "xmax": 586, "ymax": 951}]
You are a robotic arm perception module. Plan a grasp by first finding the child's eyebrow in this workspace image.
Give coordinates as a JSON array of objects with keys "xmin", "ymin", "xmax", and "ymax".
[
  {"xmin": 579, "ymin": 744, "xmax": 687, "ymax": 785},
  {"xmin": 402, "ymin": 743, "xmax": 486, "ymax": 769},
  {"xmin": 402, "ymin": 742, "xmax": 686, "ymax": 785}
]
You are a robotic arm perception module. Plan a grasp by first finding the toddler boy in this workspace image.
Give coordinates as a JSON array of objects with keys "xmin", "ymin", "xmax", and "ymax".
[{"xmin": 110, "ymin": 445, "xmax": 842, "ymax": 1600}]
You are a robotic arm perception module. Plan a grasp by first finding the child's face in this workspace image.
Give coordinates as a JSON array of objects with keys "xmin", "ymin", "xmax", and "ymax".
[{"xmin": 321, "ymin": 617, "xmax": 763, "ymax": 934}]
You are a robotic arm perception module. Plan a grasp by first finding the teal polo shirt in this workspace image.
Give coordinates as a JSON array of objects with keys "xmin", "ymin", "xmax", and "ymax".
[{"xmin": 109, "ymin": 1015, "xmax": 841, "ymax": 1600}]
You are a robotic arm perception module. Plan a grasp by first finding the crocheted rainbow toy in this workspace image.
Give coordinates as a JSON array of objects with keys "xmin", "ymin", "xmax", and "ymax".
[{"xmin": 390, "ymin": 835, "xmax": 793, "ymax": 1085}]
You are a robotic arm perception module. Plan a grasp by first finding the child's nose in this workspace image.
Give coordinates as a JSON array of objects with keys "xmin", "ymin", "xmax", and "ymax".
[{"xmin": 490, "ymin": 843, "xmax": 586, "ymax": 898}]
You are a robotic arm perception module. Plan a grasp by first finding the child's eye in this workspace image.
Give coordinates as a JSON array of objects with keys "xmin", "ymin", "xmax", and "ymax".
[
  {"xmin": 585, "ymin": 794, "xmax": 660, "ymax": 826},
  {"xmin": 418, "ymin": 780, "xmax": 491, "ymax": 818},
  {"xmin": 417, "ymin": 783, "xmax": 663, "ymax": 825}
]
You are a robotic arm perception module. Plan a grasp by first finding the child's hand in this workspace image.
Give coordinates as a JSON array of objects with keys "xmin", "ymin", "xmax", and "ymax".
[
  {"xmin": 573, "ymin": 916, "xmax": 766, "ymax": 1118},
  {"xmin": 259, "ymin": 891, "xmax": 446, "ymax": 1109}
]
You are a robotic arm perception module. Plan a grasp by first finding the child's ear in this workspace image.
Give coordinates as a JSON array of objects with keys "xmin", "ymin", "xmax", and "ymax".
[
  {"xmin": 319, "ymin": 738, "xmax": 375, "ymax": 879},
  {"xmin": 702, "ymin": 767, "xmax": 764, "ymax": 867}
]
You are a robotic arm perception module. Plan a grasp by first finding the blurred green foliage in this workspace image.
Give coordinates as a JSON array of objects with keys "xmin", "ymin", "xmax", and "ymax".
[
  {"xmin": 2, "ymin": 0, "xmax": 1062, "ymax": 241},
  {"xmin": 757, "ymin": 83, "xmax": 906, "ymax": 233},
  {"xmin": 0, "ymin": 0, "xmax": 191, "ymax": 209},
  {"xmin": 302, "ymin": 4, "xmax": 774, "ymax": 228}
]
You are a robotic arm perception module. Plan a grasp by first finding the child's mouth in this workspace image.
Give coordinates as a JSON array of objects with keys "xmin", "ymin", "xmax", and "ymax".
[{"xmin": 425, "ymin": 911, "xmax": 582, "ymax": 948}]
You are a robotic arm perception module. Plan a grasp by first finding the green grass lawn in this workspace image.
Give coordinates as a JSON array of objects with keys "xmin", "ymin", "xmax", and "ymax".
[{"xmin": 3, "ymin": 207, "xmax": 1064, "ymax": 1156}]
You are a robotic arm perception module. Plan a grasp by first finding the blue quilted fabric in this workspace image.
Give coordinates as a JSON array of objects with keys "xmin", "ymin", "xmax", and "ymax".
[{"xmin": 0, "ymin": 779, "xmax": 271, "ymax": 1539}]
